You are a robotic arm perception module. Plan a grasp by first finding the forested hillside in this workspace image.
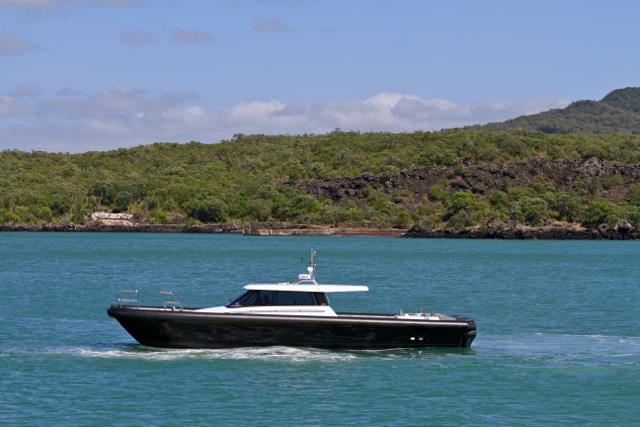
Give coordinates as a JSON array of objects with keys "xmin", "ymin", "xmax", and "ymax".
[
  {"xmin": 479, "ymin": 87, "xmax": 640, "ymax": 134},
  {"xmin": 3, "ymin": 129, "xmax": 640, "ymax": 231}
]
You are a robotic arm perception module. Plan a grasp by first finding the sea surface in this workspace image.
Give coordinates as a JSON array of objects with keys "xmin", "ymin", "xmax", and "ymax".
[{"xmin": 0, "ymin": 232, "xmax": 638, "ymax": 426}]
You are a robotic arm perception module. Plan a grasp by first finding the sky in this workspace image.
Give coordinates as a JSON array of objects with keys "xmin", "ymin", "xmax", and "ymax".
[{"xmin": 0, "ymin": 0, "xmax": 639, "ymax": 153}]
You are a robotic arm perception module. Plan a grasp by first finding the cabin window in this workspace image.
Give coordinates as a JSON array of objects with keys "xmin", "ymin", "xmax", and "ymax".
[
  {"xmin": 228, "ymin": 290, "xmax": 259, "ymax": 307},
  {"xmin": 257, "ymin": 291, "xmax": 277, "ymax": 305},
  {"xmin": 314, "ymin": 292, "xmax": 328, "ymax": 305},
  {"xmin": 227, "ymin": 290, "xmax": 328, "ymax": 307},
  {"xmin": 276, "ymin": 291, "xmax": 316, "ymax": 306}
]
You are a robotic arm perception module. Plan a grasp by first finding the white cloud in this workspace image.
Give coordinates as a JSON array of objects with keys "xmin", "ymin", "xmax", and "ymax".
[
  {"xmin": 229, "ymin": 100, "xmax": 285, "ymax": 121},
  {"xmin": 55, "ymin": 87, "xmax": 83, "ymax": 96},
  {"xmin": 0, "ymin": 0, "xmax": 57, "ymax": 4},
  {"xmin": 163, "ymin": 106, "xmax": 204, "ymax": 124},
  {"xmin": 171, "ymin": 29, "xmax": 213, "ymax": 45},
  {"xmin": 0, "ymin": 33, "xmax": 41, "ymax": 55},
  {"xmin": 39, "ymin": 87, "xmax": 194, "ymax": 119},
  {"xmin": 120, "ymin": 30, "xmax": 156, "ymax": 46},
  {"xmin": 0, "ymin": 87, "xmax": 569, "ymax": 152},
  {"xmin": 253, "ymin": 19, "xmax": 292, "ymax": 33},
  {"xmin": 0, "ymin": 0, "xmax": 134, "ymax": 6},
  {"xmin": 0, "ymin": 94, "xmax": 31, "ymax": 115},
  {"xmin": 8, "ymin": 84, "xmax": 43, "ymax": 97}
]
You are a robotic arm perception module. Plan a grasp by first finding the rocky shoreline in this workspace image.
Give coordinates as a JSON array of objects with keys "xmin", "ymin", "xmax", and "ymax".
[
  {"xmin": 0, "ymin": 223, "xmax": 405, "ymax": 237},
  {"xmin": 1, "ymin": 221, "xmax": 639, "ymax": 239},
  {"xmin": 404, "ymin": 222, "xmax": 640, "ymax": 240}
]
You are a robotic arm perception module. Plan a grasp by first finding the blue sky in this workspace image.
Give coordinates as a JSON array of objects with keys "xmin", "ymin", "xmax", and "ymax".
[{"xmin": 1, "ymin": 0, "xmax": 638, "ymax": 152}]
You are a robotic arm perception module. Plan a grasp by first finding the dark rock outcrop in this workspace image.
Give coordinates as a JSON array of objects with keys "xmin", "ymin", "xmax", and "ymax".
[
  {"xmin": 296, "ymin": 157, "xmax": 640, "ymax": 204},
  {"xmin": 404, "ymin": 222, "xmax": 640, "ymax": 240}
]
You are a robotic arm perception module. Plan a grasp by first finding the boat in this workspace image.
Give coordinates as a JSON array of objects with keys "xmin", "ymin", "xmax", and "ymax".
[{"xmin": 107, "ymin": 251, "xmax": 476, "ymax": 349}]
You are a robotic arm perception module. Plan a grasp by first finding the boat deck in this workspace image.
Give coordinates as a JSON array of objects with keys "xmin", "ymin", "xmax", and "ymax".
[
  {"xmin": 337, "ymin": 312, "xmax": 457, "ymax": 321},
  {"xmin": 111, "ymin": 305, "xmax": 462, "ymax": 323}
]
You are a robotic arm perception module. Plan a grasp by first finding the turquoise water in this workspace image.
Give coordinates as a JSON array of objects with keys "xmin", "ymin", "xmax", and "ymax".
[{"xmin": 1, "ymin": 233, "xmax": 638, "ymax": 426}]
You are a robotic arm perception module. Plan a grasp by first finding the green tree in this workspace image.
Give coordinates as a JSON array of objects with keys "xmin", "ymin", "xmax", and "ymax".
[
  {"xmin": 444, "ymin": 192, "xmax": 482, "ymax": 228},
  {"xmin": 114, "ymin": 191, "xmax": 133, "ymax": 212},
  {"xmin": 547, "ymin": 192, "xmax": 581, "ymax": 222},
  {"xmin": 245, "ymin": 199, "xmax": 272, "ymax": 221},
  {"xmin": 521, "ymin": 197, "xmax": 549, "ymax": 225},
  {"xmin": 627, "ymin": 185, "xmax": 640, "ymax": 206},
  {"xmin": 89, "ymin": 181, "xmax": 119, "ymax": 205},
  {"xmin": 184, "ymin": 198, "xmax": 228, "ymax": 223},
  {"xmin": 583, "ymin": 200, "xmax": 619, "ymax": 227},
  {"xmin": 49, "ymin": 194, "xmax": 72, "ymax": 216}
]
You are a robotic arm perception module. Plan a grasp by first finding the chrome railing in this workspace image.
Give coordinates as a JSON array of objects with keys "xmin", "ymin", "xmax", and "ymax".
[
  {"xmin": 115, "ymin": 289, "xmax": 183, "ymax": 311},
  {"xmin": 116, "ymin": 289, "xmax": 140, "ymax": 307},
  {"xmin": 160, "ymin": 290, "xmax": 183, "ymax": 311}
]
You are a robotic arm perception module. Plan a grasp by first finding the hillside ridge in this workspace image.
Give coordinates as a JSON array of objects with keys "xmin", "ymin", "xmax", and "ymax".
[
  {"xmin": 477, "ymin": 87, "xmax": 640, "ymax": 134},
  {"xmin": 3, "ymin": 128, "xmax": 640, "ymax": 237}
]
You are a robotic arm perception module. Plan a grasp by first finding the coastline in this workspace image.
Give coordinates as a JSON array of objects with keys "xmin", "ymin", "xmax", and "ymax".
[{"xmin": 1, "ymin": 221, "xmax": 639, "ymax": 239}]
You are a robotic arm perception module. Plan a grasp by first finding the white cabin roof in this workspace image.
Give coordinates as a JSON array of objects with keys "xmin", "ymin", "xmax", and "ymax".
[{"xmin": 244, "ymin": 283, "xmax": 369, "ymax": 293}]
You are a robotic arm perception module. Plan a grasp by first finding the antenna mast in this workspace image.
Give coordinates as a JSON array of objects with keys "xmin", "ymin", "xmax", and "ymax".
[{"xmin": 309, "ymin": 249, "xmax": 317, "ymax": 281}]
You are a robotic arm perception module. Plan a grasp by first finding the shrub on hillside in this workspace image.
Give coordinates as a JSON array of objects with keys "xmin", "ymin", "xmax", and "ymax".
[
  {"xmin": 183, "ymin": 198, "xmax": 228, "ymax": 223},
  {"xmin": 582, "ymin": 200, "xmax": 619, "ymax": 228}
]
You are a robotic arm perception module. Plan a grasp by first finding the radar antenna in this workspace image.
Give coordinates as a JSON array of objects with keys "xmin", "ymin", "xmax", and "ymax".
[{"xmin": 296, "ymin": 249, "xmax": 318, "ymax": 283}]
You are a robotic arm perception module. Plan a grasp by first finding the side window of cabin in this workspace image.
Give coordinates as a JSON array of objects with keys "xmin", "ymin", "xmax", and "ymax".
[
  {"xmin": 276, "ymin": 291, "xmax": 316, "ymax": 305},
  {"xmin": 314, "ymin": 293, "xmax": 328, "ymax": 305},
  {"xmin": 230, "ymin": 291, "xmax": 323, "ymax": 306},
  {"xmin": 255, "ymin": 291, "xmax": 276, "ymax": 306},
  {"xmin": 230, "ymin": 290, "xmax": 278, "ymax": 306}
]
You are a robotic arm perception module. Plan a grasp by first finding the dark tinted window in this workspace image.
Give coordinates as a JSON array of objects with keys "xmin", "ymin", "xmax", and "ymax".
[
  {"xmin": 314, "ymin": 292, "xmax": 328, "ymax": 305},
  {"xmin": 228, "ymin": 290, "xmax": 258, "ymax": 307},
  {"xmin": 228, "ymin": 290, "xmax": 278, "ymax": 307},
  {"xmin": 276, "ymin": 291, "xmax": 316, "ymax": 305},
  {"xmin": 255, "ymin": 291, "xmax": 276, "ymax": 305},
  {"xmin": 228, "ymin": 290, "xmax": 325, "ymax": 307}
]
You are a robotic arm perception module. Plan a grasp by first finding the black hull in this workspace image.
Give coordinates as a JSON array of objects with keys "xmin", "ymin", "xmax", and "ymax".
[{"xmin": 107, "ymin": 306, "xmax": 476, "ymax": 349}]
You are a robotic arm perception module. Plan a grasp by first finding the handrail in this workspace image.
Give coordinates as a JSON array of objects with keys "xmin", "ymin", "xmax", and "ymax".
[
  {"xmin": 160, "ymin": 290, "xmax": 183, "ymax": 311},
  {"xmin": 116, "ymin": 289, "xmax": 140, "ymax": 308}
]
